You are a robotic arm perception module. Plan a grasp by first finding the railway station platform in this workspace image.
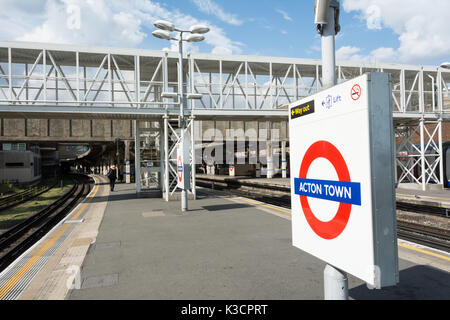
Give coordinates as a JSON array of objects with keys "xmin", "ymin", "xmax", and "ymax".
[
  {"xmin": 195, "ymin": 174, "xmax": 450, "ymax": 210},
  {"xmin": 0, "ymin": 174, "xmax": 449, "ymax": 300}
]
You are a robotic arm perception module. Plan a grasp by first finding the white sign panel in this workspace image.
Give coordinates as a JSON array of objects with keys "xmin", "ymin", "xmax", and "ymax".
[
  {"xmin": 177, "ymin": 141, "xmax": 191, "ymax": 190},
  {"xmin": 289, "ymin": 73, "xmax": 398, "ymax": 288}
]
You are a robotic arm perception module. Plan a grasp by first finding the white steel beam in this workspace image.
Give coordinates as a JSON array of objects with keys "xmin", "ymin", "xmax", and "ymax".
[{"xmin": 47, "ymin": 51, "xmax": 77, "ymax": 101}]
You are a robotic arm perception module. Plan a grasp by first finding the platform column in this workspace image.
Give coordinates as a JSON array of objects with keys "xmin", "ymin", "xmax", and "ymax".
[
  {"xmin": 266, "ymin": 141, "xmax": 273, "ymax": 179},
  {"xmin": 281, "ymin": 140, "xmax": 287, "ymax": 178},
  {"xmin": 438, "ymin": 118, "xmax": 444, "ymax": 187},
  {"xmin": 159, "ymin": 120, "xmax": 165, "ymax": 196},
  {"xmin": 134, "ymin": 120, "xmax": 141, "ymax": 193},
  {"xmin": 208, "ymin": 163, "xmax": 215, "ymax": 175},
  {"xmin": 163, "ymin": 115, "xmax": 169, "ymax": 201},
  {"xmin": 255, "ymin": 163, "xmax": 261, "ymax": 177},
  {"xmin": 190, "ymin": 116, "xmax": 196, "ymax": 200},
  {"xmin": 125, "ymin": 140, "xmax": 131, "ymax": 184},
  {"xmin": 419, "ymin": 118, "xmax": 426, "ymax": 191}
]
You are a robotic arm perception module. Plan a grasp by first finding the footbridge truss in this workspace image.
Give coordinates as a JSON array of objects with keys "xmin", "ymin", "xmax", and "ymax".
[{"xmin": 0, "ymin": 40, "xmax": 449, "ymax": 192}]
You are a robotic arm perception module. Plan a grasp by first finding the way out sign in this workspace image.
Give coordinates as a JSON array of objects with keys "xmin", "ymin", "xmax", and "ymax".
[{"xmin": 289, "ymin": 73, "xmax": 398, "ymax": 288}]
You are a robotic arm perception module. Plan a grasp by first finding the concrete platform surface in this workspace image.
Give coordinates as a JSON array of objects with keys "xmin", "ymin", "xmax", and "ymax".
[
  {"xmin": 67, "ymin": 183, "xmax": 450, "ymax": 300},
  {"xmin": 396, "ymin": 187, "xmax": 450, "ymax": 208}
]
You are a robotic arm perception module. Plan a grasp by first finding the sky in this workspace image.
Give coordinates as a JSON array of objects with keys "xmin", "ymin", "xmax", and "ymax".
[{"xmin": 0, "ymin": 0, "xmax": 449, "ymax": 67}]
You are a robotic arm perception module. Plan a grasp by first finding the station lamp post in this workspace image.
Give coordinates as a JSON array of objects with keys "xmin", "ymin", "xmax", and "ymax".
[{"xmin": 152, "ymin": 20, "xmax": 209, "ymax": 212}]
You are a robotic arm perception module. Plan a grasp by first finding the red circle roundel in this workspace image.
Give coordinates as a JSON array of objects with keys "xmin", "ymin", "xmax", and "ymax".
[{"xmin": 298, "ymin": 140, "xmax": 352, "ymax": 240}]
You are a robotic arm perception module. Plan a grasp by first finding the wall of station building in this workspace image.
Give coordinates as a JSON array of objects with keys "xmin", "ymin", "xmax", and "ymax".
[
  {"xmin": 407, "ymin": 121, "xmax": 450, "ymax": 145},
  {"xmin": 436, "ymin": 122, "xmax": 450, "ymax": 142},
  {"xmin": 0, "ymin": 118, "xmax": 289, "ymax": 142},
  {"xmin": 0, "ymin": 143, "xmax": 41, "ymax": 184},
  {"xmin": 194, "ymin": 120, "xmax": 289, "ymax": 142},
  {"xmin": 0, "ymin": 116, "xmax": 446, "ymax": 150},
  {"xmin": 0, "ymin": 118, "xmax": 134, "ymax": 141}
]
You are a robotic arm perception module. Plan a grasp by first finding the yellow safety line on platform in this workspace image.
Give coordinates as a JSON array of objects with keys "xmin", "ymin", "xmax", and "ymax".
[
  {"xmin": 70, "ymin": 177, "xmax": 100, "ymax": 220},
  {"xmin": 398, "ymin": 242, "xmax": 450, "ymax": 262},
  {"xmin": 237, "ymin": 196, "xmax": 450, "ymax": 262},
  {"xmin": 0, "ymin": 177, "xmax": 101, "ymax": 300},
  {"xmin": 238, "ymin": 197, "xmax": 291, "ymax": 214},
  {"xmin": 0, "ymin": 223, "xmax": 72, "ymax": 298}
]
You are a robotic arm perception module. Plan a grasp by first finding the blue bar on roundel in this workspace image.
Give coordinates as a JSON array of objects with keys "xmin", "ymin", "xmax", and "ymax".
[{"xmin": 294, "ymin": 178, "xmax": 361, "ymax": 206}]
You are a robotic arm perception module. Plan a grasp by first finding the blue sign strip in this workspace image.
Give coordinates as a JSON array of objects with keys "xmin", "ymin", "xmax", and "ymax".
[{"xmin": 294, "ymin": 178, "xmax": 361, "ymax": 206}]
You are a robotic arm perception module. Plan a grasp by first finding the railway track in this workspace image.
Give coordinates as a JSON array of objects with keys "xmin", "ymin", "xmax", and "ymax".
[
  {"xmin": 396, "ymin": 202, "xmax": 449, "ymax": 218},
  {"xmin": 197, "ymin": 177, "xmax": 450, "ymax": 252},
  {"xmin": 397, "ymin": 221, "xmax": 450, "ymax": 252},
  {"xmin": 0, "ymin": 182, "xmax": 56, "ymax": 212},
  {"xmin": 0, "ymin": 175, "xmax": 92, "ymax": 272}
]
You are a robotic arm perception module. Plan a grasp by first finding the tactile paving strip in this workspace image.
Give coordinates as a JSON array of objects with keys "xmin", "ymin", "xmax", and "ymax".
[
  {"xmin": 0, "ymin": 178, "xmax": 99, "ymax": 300},
  {"xmin": 0, "ymin": 224, "xmax": 75, "ymax": 300}
]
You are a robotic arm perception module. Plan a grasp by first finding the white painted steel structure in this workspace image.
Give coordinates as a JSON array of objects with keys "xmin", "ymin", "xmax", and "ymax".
[{"xmin": 0, "ymin": 41, "xmax": 449, "ymax": 191}]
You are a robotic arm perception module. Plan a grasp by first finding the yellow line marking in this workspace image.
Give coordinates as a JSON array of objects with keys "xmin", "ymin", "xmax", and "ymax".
[
  {"xmin": 237, "ymin": 196, "xmax": 450, "ymax": 262},
  {"xmin": 398, "ymin": 242, "xmax": 450, "ymax": 262},
  {"xmin": 70, "ymin": 182, "xmax": 99, "ymax": 221},
  {"xmin": 67, "ymin": 177, "xmax": 100, "ymax": 223},
  {"xmin": 0, "ymin": 176, "xmax": 102, "ymax": 299},
  {"xmin": 238, "ymin": 197, "xmax": 291, "ymax": 214},
  {"xmin": 0, "ymin": 223, "xmax": 71, "ymax": 299}
]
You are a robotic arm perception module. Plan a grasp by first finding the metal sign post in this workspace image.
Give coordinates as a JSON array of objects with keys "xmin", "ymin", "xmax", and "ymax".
[
  {"xmin": 177, "ymin": 140, "xmax": 191, "ymax": 195},
  {"xmin": 315, "ymin": 0, "xmax": 347, "ymax": 299}
]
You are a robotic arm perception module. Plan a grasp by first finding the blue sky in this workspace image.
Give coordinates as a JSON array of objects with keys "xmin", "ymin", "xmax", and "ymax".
[
  {"xmin": 145, "ymin": 0, "xmax": 402, "ymax": 60},
  {"xmin": 0, "ymin": 0, "xmax": 448, "ymax": 66}
]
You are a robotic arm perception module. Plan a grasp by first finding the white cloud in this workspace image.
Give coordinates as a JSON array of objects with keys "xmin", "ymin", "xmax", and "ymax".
[
  {"xmin": 336, "ymin": 46, "xmax": 362, "ymax": 61},
  {"xmin": 370, "ymin": 47, "xmax": 397, "ymax": 62},
  {"xmin": 343, "ymin": 0, "xmax": 450, "ymax": 64},
  {"xmin": 276, "ymin": 9, "xmax": 292, "ymax": 22},
  {"xmin": 336, "ymin": 45, "xmax": 398, "ymax": 64},
  {"xmin": 365, "ymin": 5, "xmax": 381, "ymax": 30},
  {"xmin": 191, "ymin": 0, "xmax": 242, "ymax": 26},
  {"xmin": 9, "ymin": 0, "xmax": 148, "ymax": 47},
  {"xmin": 0, "ymin": 0, "xmax": 243, "ymax": 55}
]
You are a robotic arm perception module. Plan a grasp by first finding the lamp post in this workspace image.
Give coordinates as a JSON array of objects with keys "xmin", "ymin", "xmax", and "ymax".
[{"xmin": 152, "ymin": 20, "xmax": 209, "ymax": 212}]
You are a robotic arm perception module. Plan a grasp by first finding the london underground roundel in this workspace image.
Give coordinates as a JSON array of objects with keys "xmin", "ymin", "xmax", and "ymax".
[
  {"xmin": 177, "ymin": 155, "xmax": 183, "ymax": 183},
  {"xmin": 294, "ymin": 140, "xmax": 361, "ymax": 240}
]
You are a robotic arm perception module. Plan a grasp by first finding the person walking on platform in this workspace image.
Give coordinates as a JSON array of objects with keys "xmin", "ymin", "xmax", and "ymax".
[{"xmin": 107, "ymin": 165, "xmax": 117, "ymax": 191}]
